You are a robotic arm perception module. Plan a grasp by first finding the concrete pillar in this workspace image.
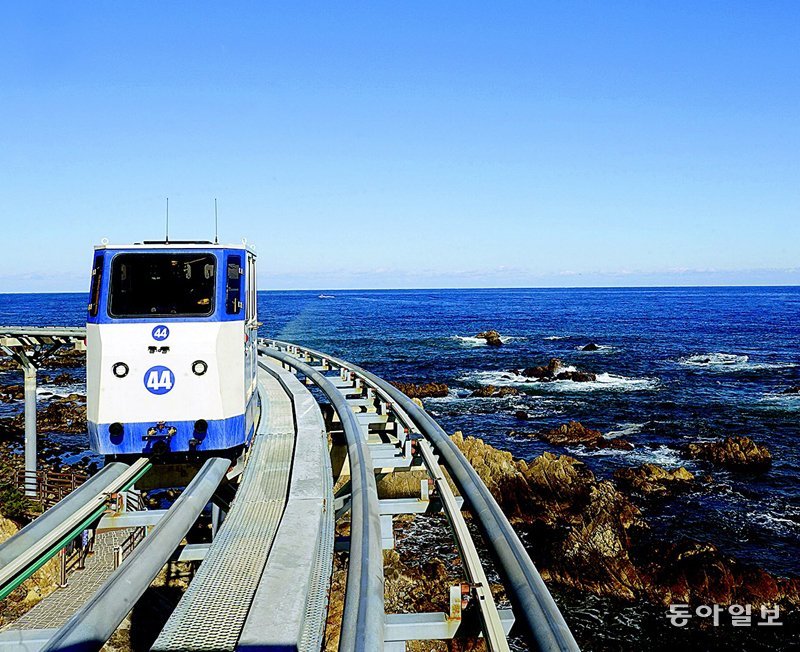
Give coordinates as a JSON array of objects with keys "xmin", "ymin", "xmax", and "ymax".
[{"xmin": 22, "ymin": 361, "xmax": 37, "ymax": 497}]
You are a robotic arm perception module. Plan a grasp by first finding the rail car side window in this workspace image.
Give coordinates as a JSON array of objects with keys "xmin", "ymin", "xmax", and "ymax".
[
  {"xmin": 88, "ymin": 254, "xmax": 104, "ymax": 317},
  {"xmin": 225, "ymin": 255, "xmax": 243, "ymax": 314},
  {"xmin": 108, "ymin": 253, "xmax": 216, "ymax": 317}
]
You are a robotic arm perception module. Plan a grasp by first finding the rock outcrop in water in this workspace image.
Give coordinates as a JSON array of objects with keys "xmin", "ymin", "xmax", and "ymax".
[
  {"xmin": 529, "ymin": 420, "xmax": 634, "ymax": 451},
  {"xmin": 0, "ymin": 394, "xmax": 86, "ymax": 441},
  {"xmin": 475, "ymin": 330, "xmax": 503, "ymax": 346},
  {"xmin": 686, "ymin": 436, "xmax": 772, "ymax": 471},
  {"xmin": 515, "ymin": 358, "xmax": 596, "ymax": 383},
  {"xmin": 389, "ymin": 382, "xmax": 449, "ymax": 399},
  {"xmin": 581, "ymin": 342, "xmax": 601, "ymax": 351},
  {"xmin": 782, "ymin": 385, "xmax": 800, "ymax": 394},
  {"xmin": 613, "ymin": 463, "xmax": 695, "ymax": 497},
  {"xmin": 450, "ymin": 431, "xmax": 800, "ymax": 608},
  {"xmin": 469, "ymin": 385, "xmax": 520, "ymax": 398},
  {"xmin": 0, "ymin": 385, "xmax": 24, "ymax": 401},
  {"xmin": 453, "ymin": 432, "xmax": 645, "ymax": 599}
]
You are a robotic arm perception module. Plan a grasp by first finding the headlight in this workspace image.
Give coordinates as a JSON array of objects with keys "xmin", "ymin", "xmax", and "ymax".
[
  {"xmin": 112, "ymin": 362, "xmax": 129, "ymax": 378},
  {"xmin": 192, "ymin": 360, "xmax": 208, "ymax": 376}
]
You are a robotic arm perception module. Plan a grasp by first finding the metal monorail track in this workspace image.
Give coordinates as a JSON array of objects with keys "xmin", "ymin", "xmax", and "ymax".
[
  {"xmin": 0, "ymin": 334, "xmax": 578, "ymax": 651},
  {"xmin": 260, "ymin": 339, "xmax": 580, "ymax": 652}
]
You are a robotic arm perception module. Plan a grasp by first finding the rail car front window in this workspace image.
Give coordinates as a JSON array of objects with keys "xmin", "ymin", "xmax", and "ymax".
[{"xmin": 108, "ymin": 253, "xmax": 216, "ymax": 317}]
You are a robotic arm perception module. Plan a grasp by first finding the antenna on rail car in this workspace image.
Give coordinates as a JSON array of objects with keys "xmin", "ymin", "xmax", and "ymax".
[
  {"xmin": 214, "ymin": 198, "xmax": 219, "ymax": 244},
  {"xmin": 165, "ymin": 197, "xmax": 170, "ymax": 244}
]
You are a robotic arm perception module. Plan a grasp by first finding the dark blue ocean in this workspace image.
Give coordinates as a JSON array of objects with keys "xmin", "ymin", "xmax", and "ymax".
[{"xmin": 1, "ymin": 287, "xmax": 798, "ymax": 648}]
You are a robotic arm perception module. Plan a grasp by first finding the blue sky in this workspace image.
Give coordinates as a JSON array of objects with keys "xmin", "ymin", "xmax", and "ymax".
[{"xmin": 1, "ymin": 2, "xmax": 798, "ymax": 291}]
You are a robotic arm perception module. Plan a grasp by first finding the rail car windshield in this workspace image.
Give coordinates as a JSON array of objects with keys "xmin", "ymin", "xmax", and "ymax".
[{"xmin": 108, "ymin": 253, "xmax": 216, "ymax": 317}]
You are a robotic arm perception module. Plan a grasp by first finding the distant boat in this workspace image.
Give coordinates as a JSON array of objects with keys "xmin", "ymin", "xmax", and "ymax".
[{"xmin": 318, "ymin": 294, "xmax": 335, "ymax": 299}]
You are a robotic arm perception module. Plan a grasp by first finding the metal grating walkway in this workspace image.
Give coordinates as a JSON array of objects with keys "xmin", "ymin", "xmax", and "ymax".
[
  {"xmin": 237, "ymin": 360, "xmax": 335, "ymax": 651},
  {"xmin": 7, "ymin": 529, "xmax": 130, "ymax": 632},
  {"xmin": 152, "ymin": 369, "xmax": 295, "ymax": 652}
]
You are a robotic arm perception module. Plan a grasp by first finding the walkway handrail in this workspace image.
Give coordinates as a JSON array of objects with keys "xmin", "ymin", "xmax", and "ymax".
[
  {"xmin": 0, "ymin": 459, "xmax": 151, "ymax": 601},
  {"xmin": 258, "ymin": 350, "xmax": 385, "ymax": 652},
  {"xmin": 0, "ymin": 462, "xmax": 128, "ymax": 569},
  {"xmin": 263, "ymin": 339, "xmax": 580, "ymax": 652},
  {"xmin": 40, "ymin": 457, "xmax": 230, "ymax": 652}
]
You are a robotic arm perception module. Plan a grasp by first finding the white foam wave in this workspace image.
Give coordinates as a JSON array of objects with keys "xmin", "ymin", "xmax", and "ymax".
[
  {"xmin": 679, "ymin": 353, "xmax": 797, "ymax": 372},
  {"xmin": 567, "ymin": 444, "xmax": 685, "ymax": 468},
  {"xmin": 606, "ymin": 422, "xmax": 645, "ymax": 438},
  {"xmin": 544, "ymin": 335, "xmax": 568, "ymax": 340},
  {"xmin": 453, "ymin": 335, "xmax": 525, "ymax": 347},
  {"xmin": 575, "ymin": 344, "xmax": 618, "ymax": 354},
  {"xmin": 681, "ymin": 353, "xmax": 749, "ymax": 367},
  {"xmin": 745, "ymin": 509, "xmax": 800, "ymax": 536},
  {"xmin": 37, "ymin": 384, "xmax": 86, "ymax": 399},
  {"xmin": 461, "ymin": 369, "xmax": 659, "ymax": 392},
  {"xmin": 760, "ymin": 393, "xmax": 800, "ymax": 411}
]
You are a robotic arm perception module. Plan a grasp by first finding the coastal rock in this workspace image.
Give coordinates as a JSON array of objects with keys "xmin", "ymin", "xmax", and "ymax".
[
  {"xmin": 475, "ymin": 330, "xmax": 503, "ymax": 346},
  {"xmin": 782, "ymin": 385, "xmax": 800, "ymax": 394},
  {"xmin": 0, "ymin": 395, "xmax": 86, "ymax": 441},
  {"xmin": 581, "ymin": 342, "xmax": 601, "ymax": 351},
  {"xmin": 469, "ymin": 385, "xmax": 520, "ymax": 398},
  {"xmin": 614, "ymin": 463, "xmax": 694, "ymax": 497},
  {"xmin": 686, "ymin": 436, "xmax": 772, "ymax": 471},
  {"xmin": 451, "ymin": 432, "xmax": 644, "ymax": 599},
  {"xmin": 0, "ymin": 385, "xmax": 24, "ymax": 402},
  {"xmin": 514, "ymin": 410, "xmax": 529, "ymax": 420},
  {"xmin": 644, "ymin": 540, "xmax": 800, "ymax": 608},
  {"xmin": 449, "ymin": 431, "xmax": 800, "ymax": 608},
  {"xmin": 390, "ymin": 382, "xmax": 449, "ymax": 399},
  {"xmin": 534, "ymin": 421, "xmax": 634, "ymax": 451},
  {"xmin": 518, "ymin": 358, "xmax": 597, "ymax": 383},
  {"xmin": 42, "ymin": 348, "xmax": 85, "ymax": 369},
  {"xmin": 520, "ymin": 358, "xmax": 563, "ymax": 379},
  {"xmin": 555, "ymin": 370, "xmax": 596, "ymax": 382}
]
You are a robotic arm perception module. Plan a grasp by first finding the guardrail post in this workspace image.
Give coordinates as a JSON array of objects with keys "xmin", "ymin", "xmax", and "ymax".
[
  {"xmin": 22, "ymin": 359, "xmax": 37, "ymax": 497},
  {"xmin": 58, "ymin": 548, "xmax": 67, "ymax": 587}
]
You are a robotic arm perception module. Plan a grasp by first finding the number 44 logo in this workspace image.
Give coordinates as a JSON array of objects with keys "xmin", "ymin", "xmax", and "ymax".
[{"xmin": 144, "ymin": 366, "xmax": 175, "ymax": 395}]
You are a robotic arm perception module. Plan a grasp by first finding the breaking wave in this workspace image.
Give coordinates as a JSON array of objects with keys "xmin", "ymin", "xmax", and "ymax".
[
  {"xmin": 461, "ymin": 369, "xmax": 659, "ymax": 392},
  {"xmin": 679, "ymin": 353, "xmax": 796, "ymax": 371},
  {"xmin": 453, "ymin": 335, "xmax": 526, "ymax": 347},
  {"xmin": 575, "ymin": 344, "xmax": 619, "ymax": 354},
  {"xmin": 681, "ymin": 353, "xmax": 749, "ymax": 367},
  {"xmin": 568, "ymin": 444, "xmax": 686, "ymax": 468}
]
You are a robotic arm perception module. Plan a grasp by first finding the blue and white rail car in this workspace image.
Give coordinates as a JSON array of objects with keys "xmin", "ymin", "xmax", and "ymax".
[{"xmin": 86, "ymin": 241, "xmax": 259, "ymax": 458}]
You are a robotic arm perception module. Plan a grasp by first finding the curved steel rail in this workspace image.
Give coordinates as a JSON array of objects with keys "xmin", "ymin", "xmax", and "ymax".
[
  {"xmin": 40, "ymin": 457, "xmax": 230, "ymax": 652},
  {"xmin": 258, "ymin": 351, "xmax": 385, "ymax": 652},
  {"xmin": 262, "ymin": 339, "xmax": 580, "ymax": 652}
]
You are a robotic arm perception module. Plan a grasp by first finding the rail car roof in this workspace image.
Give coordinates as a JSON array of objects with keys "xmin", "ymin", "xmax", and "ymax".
[{"xmin": 93, "ymin": 241, "xmax": 256, "ymax": 255}]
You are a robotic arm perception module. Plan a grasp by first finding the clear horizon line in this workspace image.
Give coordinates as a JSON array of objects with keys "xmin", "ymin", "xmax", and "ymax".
[{"xmin": 2, "ymin": 282, "xmax": 800, "ymax": 295}]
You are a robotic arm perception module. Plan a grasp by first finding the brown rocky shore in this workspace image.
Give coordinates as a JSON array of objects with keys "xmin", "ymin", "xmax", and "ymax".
[
  {"xmin": 389, "ymin": 381, "xmax": 450, "ymax": 399},
  {"xmin": 450, "ymin": 431, "xmax": 799, "ymax": 608}
]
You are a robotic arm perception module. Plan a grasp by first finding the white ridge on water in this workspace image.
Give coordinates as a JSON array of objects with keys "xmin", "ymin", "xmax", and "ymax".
[
  {"xmin": 461, "ymin": 369, "xmax": 659, "ymax": 392},
  {"xmin": 606, "ymin": 422, "xmax": 645, "ymax": 438},
  {"xmin": 679, "ymin": 353, "xmax": 797, "ymax": 371},
  {"xmin": 575, "ymin": 344, "xmax": 619, "ymax": 354},
  {"xmin": 37, "ymin": 384, "xmax": 86, "ymax": 398},
  {"xmin": 568, "ymin": 444, "xmax": 686, "ymax": 468},
  {"xmin": 453, "ymin": 334, "xmax": 526, "ymax": 346}
]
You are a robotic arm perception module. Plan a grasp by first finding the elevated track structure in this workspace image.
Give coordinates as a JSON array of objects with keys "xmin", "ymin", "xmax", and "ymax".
[{"xmin": 0, "ymin": 327, "xmax": 579, "ymax": 652}]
